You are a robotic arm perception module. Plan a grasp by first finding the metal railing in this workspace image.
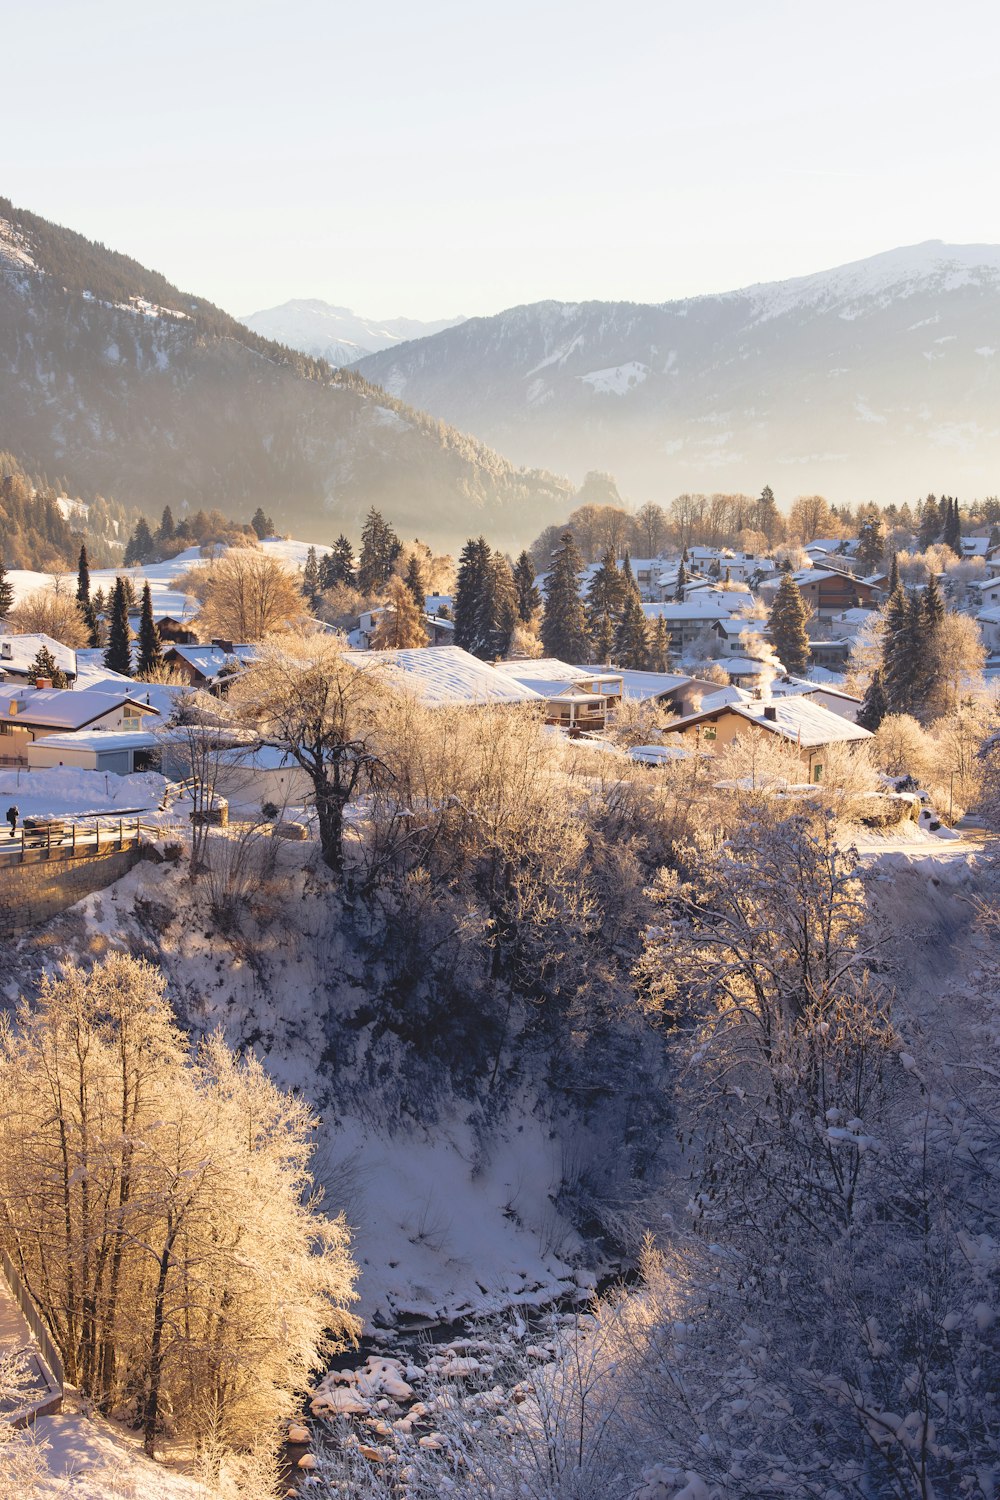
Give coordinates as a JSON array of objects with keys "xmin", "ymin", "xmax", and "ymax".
[
  {"xmin": 0, "ymin": 816, "xmax": 159, "ymax": 865},
  {"xmin": 0, "ymin": 1244, "xmax": 65, "ymax": 1398}
]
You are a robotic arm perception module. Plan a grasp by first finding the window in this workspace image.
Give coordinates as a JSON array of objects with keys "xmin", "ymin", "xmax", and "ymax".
[
  {"xmin": 123, "ymin": 715, "xmax": 140, "ymax": 730},
  {"xmin": 813, "ymin": 761, "xmax": 824, "ymax": 783},
  {"xmin": 703, "ymin": 725, "xmax": 717, "ymax": 742}
]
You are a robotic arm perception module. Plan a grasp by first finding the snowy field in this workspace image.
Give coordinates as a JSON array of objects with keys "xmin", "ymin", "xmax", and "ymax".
[{"xmin": 0, "ymin": 768, "xmax": 166, "ymax": 820}]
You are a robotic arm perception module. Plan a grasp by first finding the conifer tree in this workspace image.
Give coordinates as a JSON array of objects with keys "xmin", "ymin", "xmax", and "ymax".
[
  {"xmin": 157, "ymin": 505, "xmax": 175, "ymax": 542},
  {"xmin": 856, "ymin": 514, "xmax": 886, "ymax": 575},
  {"xmin": 755, "ymin": 484, "xmax": 782, "ymax": 545},
  {"xmin": 103, "ymin": 578, "xmax": 132, "ymax": 676},
  {"xmin": 767, "ymin": 572, "xmax": 810, "ymax": 676},
  {"xmin": 483, "ymin": 553, "xmax": 518, "ymax": 658},
  {"xmin": 404, "ymin": 554, "xmax": 426, "ymax": 612},
  {"xmin": 29, "ymin": 644, "xmax": 68, "ymax": 689},
  {"xmin": 76, "ymin": 542, "xmax": 91, "ymax": 605},
  {"xmin": 649, "ymin": 615, "xmax": 671, "ymax": 672},
  {"xmin": 137, "ymin": 582, "xmax": 162, "ymax": 677},
  {"xmin": 454, "ymin": 537, "xmax": 492, "ymax": 657},
  {"xmin": 942, "ymin": 496, "xmax": 962, "ymax": 555},
  {"xmin": 0, "ymin": 548, "xmax": 14, "ymax": 619},
  {"xmin": 323, "ymin": 535, "xmax": 356, "ymax": 590},
  {"xmin": 614, "ymin": 591, "xmax": 650, "ymax": 669},
  {"xmin": 888, "ymin": 551, "xmax": 900, "ymax": 595},
  {"xmin": 674, "ymin": 560, "xmax": 688, "ymax": 602},
  {"xmin": 881, "ymin": 585, "xmax": 915, "ymax": 713},
  {"xmin": 250, "ymin": 507, "xmax": 274, "ymax": 540},
  {"xmin": 124, "ymin": 518, "xmax": 154, "ymax": 567},
  {"xmin": 591, "ymin": 611, "xmax": 615, "ymax": 663},
  {"xmin": 302, "ymin": 546, "xmax": 321, "ymax": 606},
  {"xmin": 357, "ymin": 509, "xmax": 402, "ymax": 595},
  {"xmin": 918, "ymin": 494, "xmax": 942, "ymax": 551},
  {"xmin": 586, "ymin": 547, "xmax": 623, "ymax": 652},
  {"xmin": 513, "ymin": 551, "xmax": 541, "ymax": 622},
  {"xmin": 856, "ymin": 668, "xmax": 888, "ymax": 731},
  {"xmin": 541, "ymin": 532, "xmax": 590, "ymax": 663}
]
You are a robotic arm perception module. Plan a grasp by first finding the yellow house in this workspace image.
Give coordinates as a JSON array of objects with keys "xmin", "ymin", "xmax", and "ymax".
[{"xmin": 659, "ymin": 695, "xmax": 872, "ymax": 782}]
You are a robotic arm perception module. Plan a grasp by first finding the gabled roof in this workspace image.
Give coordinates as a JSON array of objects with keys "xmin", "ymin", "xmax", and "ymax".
[
  {"xmin": 661, "ymin": 695, "xmax": 872, "ymax": 748},
  {"xmin": 0, "ymin": 686, "xmax": 160, "ymax": 730},
  {"xmin": 642, "ymin": 597, "xmax": 743, "ymax": 622},
  {"xmin": 714, "ymin": 617, "xmax": 769, "ymax": 636},
  {"xmin": 588, "ymin": 668, "xmax": 698, "ymax": 702},
  {"xmin": 498, "ymin": 657, "xmax": 622, "ymax": 686},
  {"xmin": 163, "ymin": 643, "xmax": 260, "ymax": 680},
  {"xmin": 0, "ymin": 633, "xmax": 78, "ymax": 676},
  {"xmin": 344, "ymin": 646, "xmax": 544, "ymax": 706}
]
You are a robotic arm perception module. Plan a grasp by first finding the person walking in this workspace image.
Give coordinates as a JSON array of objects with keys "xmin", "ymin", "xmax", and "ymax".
[{"xmin": 6, "ymin": 804, "xmax": 19, "ymax": 837}]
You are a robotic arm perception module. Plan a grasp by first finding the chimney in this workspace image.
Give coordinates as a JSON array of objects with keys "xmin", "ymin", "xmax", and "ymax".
[
  {"xmin": 36, "ymin": 677, "xmax": 53, "ymax": 690},
  {"xmin": 763, "ymin": 703, "xmax": 777, "ymax": 721},
  {"xmin": 0, "ymin": 641, "xmax": 11, "ymax": 659}
]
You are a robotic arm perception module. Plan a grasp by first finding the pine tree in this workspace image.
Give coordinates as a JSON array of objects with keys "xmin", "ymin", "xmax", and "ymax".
[
  {"xmin": 541, "ymin": 532, "xmax": 591, "ymax": 663},
  {"xmin": 81, "ymin": 599, "xmax": 100, "ymax": 648},
  {"xmin": 942, "ymin": 496, "xmax": 962, "ymax": 555},
  {"xmin": 591, "ymin": 611, "xmax": 615, "ymax": 663},
  {"xmin": 768, "ymin": 572, "xmax": 810, "ymax": 677},
  {"xmin": 0, "ymin": 548, "xmax": 14, "ymax": 619},
  {"xmin": 76, "ymin": 542, "xmax": 91, "ymax": 605},
  {"xmin": 158, "ymin": 505, "xmax": 175, "ymax": 542},
  {"xmin": 856, "ymin": 668, "xmax": 888, "ymax": 731},
  {"xmin": 483, "ymin": 553, "xmax": 518, "ymax": 658},
  {"xmin": 358, "ymin": 509, "xmax": 402, "ymax": 595},
  {"xmin": 586, "ymin": 547, "xmax": 623, "ymax": 651},
  {"xmin": 302, "ymin": 546, "xmax": 321, "ymax": 606},
  {"xmin": 648, "ymin": 615, "xmax": 671, "ymax": 672},
  {"xmin": 124, "ymin": 518, "xmax": 154, "ymax": 567},
  {"xmin": 918, "ymin": 494, "xmax": 942, "ymax": 551},
  {"xmin": 250, "ymin": 507, "xmax": 274, "ymax": 540},
  {"xmin": 454, "ymin": 537, "xmax": 493, "ymax": 656},
  {"xmin": 856, "ymin": 515, "xmax": 886, "ymax": 575},
  {"xmin": 888, "ymin": 551, "xmax": 900, "ymax": 595},
  {"xmin": 404, "ymin": 554, "xmax": 426, "ymax": 612},
  {"xmin": 29, "ymin": 644, "xmax": 68, "ymax": 689},
  {"xmin": 614, "ymin": 591, "xmax": 650, "ymax": 669},
  {"xmin": 103, "ymin": 578, "xmax": 132, "ymax": 676},
  {"xmin": 674, "ymin": 560, "xmax": 688, "ymax": 602},
  {"xmin": 137, "ymin": 582, "xmax": 163, "ymax": 676},
  {"xmin": 755, "ymin": 485, "xmax": 782, "ymax": 545},
  {"xmin": 513, "ymin": 551, "xmax": 541, "ymax": 622},
  {"xmin": 881, "ymin": 585, "xmax": 915, "ymax": 713},
  {"xmin": 323, "ymin": 535, "xmax": 356, "ymax": 590}
]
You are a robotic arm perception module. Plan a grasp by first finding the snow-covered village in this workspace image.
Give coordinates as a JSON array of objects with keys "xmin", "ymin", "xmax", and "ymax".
[{"xmin": 4, "ymin": 7, "xmax": 1000, "ymax": 1498}]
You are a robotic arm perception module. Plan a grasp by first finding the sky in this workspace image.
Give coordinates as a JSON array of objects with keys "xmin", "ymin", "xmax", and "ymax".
[{"xmin": 5, "ymin": 0, "xmax": 1000, "ymax": 321}]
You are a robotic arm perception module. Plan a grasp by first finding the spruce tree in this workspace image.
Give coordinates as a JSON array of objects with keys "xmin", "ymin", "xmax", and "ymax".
[
  {"xmin": 483, "ymin": 553, "xmax": 518, "ymax": 658},
  {"xmin": 81, "ymin": 599, "xmax": 101, "ymax": 648},
  {"xmin": 513, "ymin": 551, "xmax": 541, "ymax": 622},
  {"xmin": 586, "ymin": 547, "xmax": 623, "ymax": 651},
  {"xmin": 674, "ymin": 560, "xmax": 688, "ymax": 602},
  {"xmin": 76, "ymin": 542, "xmax": 91, "ymax": 605},
  {"xmin": 856, "ymin": 515, "xmax": 886, "ymax": 575},
  {"xmin": 918, "ymin": 495, "xmax": 942, "ymax": 551},
  {"xmin": 888, "ymin": 551, "xmax": 900, "ymax": 595},
  {"xmin": 158, "ymin": 505, "xmax": 175, "ymax": 542},
  {"xmin": 103, "ymin": 578, "xmax": 133, "ymax": 676},
  {"xmin": 755, "ymin": 485, "xmax": 781, "ymax": 546},
  {"xmin": 454, "ymin": 537, "xmax": 492, "ymax": 656},
  {"xmin": 881, "ymin": 585, "xmax": 915, "ymax": 713},
  {"xmin": 649, "ymin": 615, "xmax": 671, "ymax": 672},
  {"xmin": 404, "ymin": 554, "xmax": 426, "ymax": 612},
  {"xmin": 323, "ymin": 535, "xmax": 356, "ymax": 590},
  {"xmin": 124, "ymin": 518, "xmax": 154, "ymax": 567},
  {"xmin": 591, "ymin": 611, "xmax": 615, "ymax": 663},
  {"xmin": 767, "ymin": 572, "xmax": 810, "ymax": 677},
  {"xmin": 0, "ymin": 548, "xmax": 13, "ymax": 619},
  {"xmin": 251, "ymin": 507, "xmax": 274, "ymax": 540},
  {"xmin": 614, "ymin": 593, "xmax": 650, "ymax": 669},
  {"xmin": 358, "ymin": 508, "xmax": 402, "ymax": 594},
  {"xmin": 942, "ymin": 496, "xmax": 962, "ymax": 555},
  {"xmin": 29, "ymin": 644, "xmax": 68, "ymax": 689},
  {"xmin": 302, "ymin": 546, "xmax": 321, "ymax": 606},
  {"xmin": 541, "ymin": 532, "xmax": 591, "ymax": 663},
  {"xmin": 856, "ymin": 668, "xmax": 888, "ymax": 732},
  {"xmin": 137, "ymin": 583, "xmax": 162, "ymax": 677}
]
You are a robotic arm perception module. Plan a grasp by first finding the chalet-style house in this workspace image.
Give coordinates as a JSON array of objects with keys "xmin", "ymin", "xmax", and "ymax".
[
  {"xmin": 791, "ymin": 569, "xmax": 881, "ymax": 619},
  {"xmin": 658, "ymin": 695, "xmax": 872, "ymax": 782}
]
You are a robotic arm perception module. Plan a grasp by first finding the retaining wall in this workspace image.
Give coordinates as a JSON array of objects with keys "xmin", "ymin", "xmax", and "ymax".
[{"xmin": 0, "ymin": 844, "xmax": 148, "ymax": 937}]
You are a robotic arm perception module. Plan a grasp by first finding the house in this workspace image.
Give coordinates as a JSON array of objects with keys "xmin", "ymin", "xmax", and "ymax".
[
  {"xmin": 162, "ymin": 642, "xmax": 260, "ymax": 688},
  {"xmin": 806, "ymin": 637, "xmax": 852, "ymax": 670},
  {"xmin": 353, "ymin": 608, "xmax": 457, "ymax": 649},
  {"xmin": 969, "ymin": 578, "xmax": 1000, "ymax": 609},
  {"xmin": 593, "ymin": 669, "xmax": 721, "ymax": 716},
  {"xmin": 977, "ymin": 606, "xmax": 1000, "ymax": 653},
  {"xmin": 495, "ymin": 658, "xmax": 625, "ymax": 731},
  {"xmin": 658, "ymin": 695, "xmax": 872, "ymax": 781},
  {"xmin": 722, "ymin": 654, "xmax": 785, "ymax": 690},
  {"xmin": 711, "ymin": 618, "xmax": 770, "ymax": 656},
  {"xmin": 0, "ymin": 686, "xmax": 161, "ymax": 764},
  {"xmin": 642, "ymin": 594, "xmax": 748, "ymax": 653},
  {"xmin": 343, "ymin": 645, "xmax": 545, "ymax": 708},
  {"xmin": 791, "ymin": 569, "xmax": 881, "ymax": 619},
  {"xmin": 769, "ymin": 677, "xmax": 864, "ymax": 723},
  {"xmin": 26, "ymin": 729, "xmax": 161, "ymax": 775},
  {"xmin": 0, "ymin": 634, "xmax": 78, "ymax": 685}
]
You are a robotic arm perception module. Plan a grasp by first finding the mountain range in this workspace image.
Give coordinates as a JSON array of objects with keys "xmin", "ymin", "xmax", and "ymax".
[
  {"xmin": 0, "ymin": 199, "xmax": 570, "ymax": 550},
  {"xmin": 353, "ymin": 242, "xmax": 1000, "ymax": 505},
  {"xmin": 240, "ymin": 300, "xmax": 465, "ymax": 367}
]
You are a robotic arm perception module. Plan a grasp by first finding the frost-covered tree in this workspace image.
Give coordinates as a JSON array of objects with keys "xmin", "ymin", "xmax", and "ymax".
[
  {"xmin": 371, "ymin": 575, "xmax": 427, "ymax": 649},
  {"xmin": 198, "ymin": 549, "xmax": 305, "ymax": 641},
  {"xmin": 767, "ymin": 571, "xmax": 810, "ymax": 676},
  {"xmin": 542, "ymin": 531, "xmax": 590, "ymax": 662}
]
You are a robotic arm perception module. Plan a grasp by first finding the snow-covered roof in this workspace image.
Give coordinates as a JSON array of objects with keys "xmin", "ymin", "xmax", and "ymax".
[
  {"xmin": 805, "ymin": 537, "xmax": 858, "ymax": 555},
  {"xmin": 592, "ymin": 669, "xmax": 694, "ymax": 702},
  {"xmin": 663, "ymin": 695, "xmax": 872, "ymax": 748},
  {"xmin": 696, "ymin": 685, "xmax": 753, "ymax": 711},
  {"xmin": 344, "ymin": 646, "xmax": 544, "ymax": 707},
  {"xmin": 0, "ymin": 633, "xmax": 78, "ymax": 676},
  {"xmin": 497, "ymin": 658, "xmax": 622, "ymax": 687},
  {"xmin": 642, "ymin": 597, "xmax": 743, "ymax": 622},
  {"xmin": 977, "ymin": 606, "xmax": 1000, "ymax": 624},
  {"xmin": 714, "ymin": 617, "xmax": 769, "ymax": 637},
  {"xmin": 164, "ymin": 643, "xmax": 260, "ymax": 680},
  {"xmin": 725, "ymin": 655, "xmax": 781, "ymax": 675},
  {"xmin": 30, "ymin": 729, "xmax": 161, "ymax": 752},
  {"xmin": 770, "ymin": 676, "xmax": 862, "ymax": 704},
  {"xmin": 961, "ymin": 536, "xmax": 992, "ymax": 556},
  {"xmin": 0, "ymin": 686, "xmax": 160, "ymax": 729}
]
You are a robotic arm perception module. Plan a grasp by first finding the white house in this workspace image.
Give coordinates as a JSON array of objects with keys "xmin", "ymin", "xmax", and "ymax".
[{"xmin": 0, "ymin": 686, "xmax": 161, "ymax": 763}]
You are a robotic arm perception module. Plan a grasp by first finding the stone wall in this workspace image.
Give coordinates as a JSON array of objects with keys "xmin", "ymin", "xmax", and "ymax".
[{"xmin": 0, "ymin": 843, "xmax": 149, "ymax": 937}]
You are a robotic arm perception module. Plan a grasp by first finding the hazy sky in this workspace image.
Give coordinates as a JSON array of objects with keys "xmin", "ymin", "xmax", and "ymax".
[{"xmin": 5, "ymin": 0, "xmax": 1000, "ymax": 320}]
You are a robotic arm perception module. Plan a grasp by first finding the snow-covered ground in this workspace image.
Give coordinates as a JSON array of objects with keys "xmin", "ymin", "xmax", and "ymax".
[
  {"xmin": 0, "ymin": 769, "xmax": 166, "ymax": 820},
  {"xmin": 26, "ymin": 1404, "xmax": 209, "ymax": 1500}
]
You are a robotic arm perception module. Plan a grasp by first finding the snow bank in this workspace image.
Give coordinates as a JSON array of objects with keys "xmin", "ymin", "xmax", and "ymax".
[{"xmin": 0, "ymin": 767, "xmax": 166, "ymax": 818}]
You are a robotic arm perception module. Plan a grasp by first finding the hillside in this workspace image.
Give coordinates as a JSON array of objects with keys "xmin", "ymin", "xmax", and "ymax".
[
  {"xmin": 240, "ymin": 299, "xmax": 465, "ymax": 367},
  {"xmin": 353, "ymin": 241, "xmax": 1000, "ymax": 503},
  {"xmin": 0, "ymin": 200, "xmax": 571, "ymax": 551}
]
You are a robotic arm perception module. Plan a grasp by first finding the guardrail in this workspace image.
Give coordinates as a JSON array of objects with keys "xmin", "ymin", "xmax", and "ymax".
[
  {"xmin": 0, "ymin": 1244, "xmax": 65, "ymax": 1412},
  {"xmin": 0, "ymin": 816, "xmax": 159, "ymax": 865}
]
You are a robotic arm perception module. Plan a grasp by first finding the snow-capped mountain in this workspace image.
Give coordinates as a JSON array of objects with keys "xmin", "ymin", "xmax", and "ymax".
[
  {"xmin": 240, "ymin": 299, "xmax": 465, "ymax": 367},
  {"xmin": 0, "ymin": 199, "xmax": 569, "ymax": 549},
  {"xmin": 353, "ymin": 242, "xmax": 1000, "ymax": 503}
]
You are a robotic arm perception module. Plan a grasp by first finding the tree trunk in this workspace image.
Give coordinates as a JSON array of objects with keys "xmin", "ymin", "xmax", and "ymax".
[{"xmin": 143, "ymin": 1220, "xmax": 179, "ymax": 1457}]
